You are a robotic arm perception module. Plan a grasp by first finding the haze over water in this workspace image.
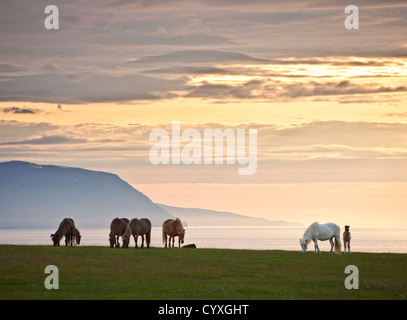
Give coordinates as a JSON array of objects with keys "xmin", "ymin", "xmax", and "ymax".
[{"xmin": 1, "ymin": 227, "xmax": 406, "ymax": 253}]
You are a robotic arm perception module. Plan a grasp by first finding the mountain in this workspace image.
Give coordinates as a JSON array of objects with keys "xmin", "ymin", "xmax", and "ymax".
[
  {"xmin": 0, "ymin": 161, "xmax": 301, "ymax": 229},
  {"xmin": 157, "ymin": 204, "xmax": 302, "ymax": 227},
  {"xmin": 0, "ymin": 161, "xmax": 173, "ymax": 228}
]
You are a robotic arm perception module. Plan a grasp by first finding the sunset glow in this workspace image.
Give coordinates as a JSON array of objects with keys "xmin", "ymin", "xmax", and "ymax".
[{"xmin": 1, "ymin": 0, "xmax": 407, "ymax": 228}]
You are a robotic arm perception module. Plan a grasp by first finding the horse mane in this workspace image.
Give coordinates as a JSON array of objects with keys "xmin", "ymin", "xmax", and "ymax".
[
  {"xmin": 302, "ymin": 222, "xmax": 319, "ymax": 242},
  {"xmin": 176, "ymin": 218, "xmax": 184, "ymax": 229}
]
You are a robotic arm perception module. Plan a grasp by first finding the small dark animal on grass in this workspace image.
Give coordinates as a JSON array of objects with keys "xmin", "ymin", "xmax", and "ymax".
[
  {"xmin": 182, "ymin": 244, "xmax": 196, "ymax": 248},
  {"xmin": 343, "ymin": 225, "xmax": 351, "ymax": 254},
  {"xmin": 51, "ymin": 218, "xmax": 75, "ymax": 246}
]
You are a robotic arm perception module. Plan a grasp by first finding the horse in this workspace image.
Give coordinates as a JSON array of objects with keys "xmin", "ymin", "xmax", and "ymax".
[
  {"xmin": 73, "ymin": 228, "xmax": 82, "ymax": 246},
  {"xmin": 51, "ymin": 218, "xmax": 75, "ymax": 246},
  {"xmin": 343, "ymin": 225, "xmax": 351, "ymax": 254},
  {"xmin": 122, "ymin": 218, "xmax": 152, "ymax": 249},
  {"xmin": 109, "ymin": 217, "xmax": 129, "ymax": 248},
  {"xmin": 162, "ymin": 218, "xmax": 185, "ymax": 248},
  {"xmin": 299, "ymin": 222, "xmax": 341, "ymax": 254}
]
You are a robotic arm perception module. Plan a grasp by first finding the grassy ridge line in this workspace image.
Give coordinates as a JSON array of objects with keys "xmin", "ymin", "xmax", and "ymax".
[{"xmin": 0, "ymin": 245, "xmax": 406, "ymax": 300}]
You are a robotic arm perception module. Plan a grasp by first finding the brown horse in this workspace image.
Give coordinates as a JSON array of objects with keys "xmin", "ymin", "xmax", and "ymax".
[
  {"xmin": 162, "ymin": 218, "xmax": 185, "ymax": 248},
  {"xmin": 73, "ymin": 228, "xmax": 82, "ymax": 245},
  {"xmin": 51, "ymin": 218, "xmax": 75, "ymax": 246},
  {"xmin": 109, "ymin": 218, "xmax": 129, "ymax": 248},
  {"xmin": 122, "ymin": 218, "xmax": 152, "ymax": 249},
  {"xmin": 343, "ymin": 225, "xmax": 351, "ymax": 254}
]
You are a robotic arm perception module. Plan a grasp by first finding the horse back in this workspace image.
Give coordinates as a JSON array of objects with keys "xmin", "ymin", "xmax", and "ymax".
[
  {"xmin": 110, "ymin": 218, "xmax": 129, "ymax": 236},
  {"xmin": 60, "ymin": 218, "xmax": 75, "ymax": 234},
  {"xmin": 139, "ymin": 218, "xmax": 152, "ymax": 234}
]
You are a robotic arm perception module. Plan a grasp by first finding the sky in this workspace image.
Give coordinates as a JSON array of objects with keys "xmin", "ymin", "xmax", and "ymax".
[{"xmin": 1, "ymin": 0, "xmax": 407, "ymax": 228}]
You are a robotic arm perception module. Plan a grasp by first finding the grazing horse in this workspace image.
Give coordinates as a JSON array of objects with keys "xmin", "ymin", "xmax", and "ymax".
[
  {"xmin": 51, "ymin": 218, "xmax": 75, "ymax": 246},
  {"xmin": 343, "ymin": 225, "xmax": 351, "ymax": 254},
  {"xmin": 122, "ymin": 218, "xmax": 152, "ymax": 249},
  {"xmin": 73, "ymin": 228, "xmax": 82, "ymax": 246},
  {"xmin": 109, "ymin": 218, "xmax": 129, "ymax": 248},
  {"xmin": 300, "ymin": 222, "xmax": 341, "ymax": 254},
  {"xmin": 162, "ymin": 218, "xmax": 185, "ymax": 248}
]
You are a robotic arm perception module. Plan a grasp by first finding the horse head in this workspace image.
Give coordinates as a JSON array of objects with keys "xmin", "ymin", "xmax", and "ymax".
[
  {"xmin": 50, "ymin": 234, "xmax": 59, "ymax": 246},
  {"xmin": 109, "ymin": 234, "xmax": 115, "ymax": 248},
  {"xmin": 299, "ymin": 238, "xmax": 310, "ymax": 253},
  {"xmin": 122, "ymin": 234, "xmax": 130, "ymax": 249},
  {"xmin": 178, "ymin": 227, "xmax": 185, "ymax": 245}
]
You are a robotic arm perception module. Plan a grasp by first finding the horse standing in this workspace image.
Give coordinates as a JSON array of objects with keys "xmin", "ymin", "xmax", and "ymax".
[
  {"xmin": 109, "ymin": 218, "xmax": 129, "ymax": 248},
  {"xmin": 343, "ymin": 225, "xmax": 351, "ymax": 254},
  {"xmin": 51, "ymin": 218, "xmax": 76, "ymax": 246},
  {"xmin": 122, "ymin": 218, "xmax": 152, "ymax": 249},
  {"xmin": 162, "ymin": 218, "xmax": 185, "ymax": 248},
  {"xmin": 299, "ymin": 222, "xmax": 341, "ymax": 254}
]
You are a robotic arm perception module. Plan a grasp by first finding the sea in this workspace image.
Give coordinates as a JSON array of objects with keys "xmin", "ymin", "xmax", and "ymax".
[{"xmin": 0, "ymin": 226, "xmax": 406, "ymax": 253}]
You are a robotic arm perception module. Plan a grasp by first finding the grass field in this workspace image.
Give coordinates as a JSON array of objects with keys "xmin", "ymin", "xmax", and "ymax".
[{"xmin": 0, "ymin": 245, "xmax": 406, "ymax": 300}]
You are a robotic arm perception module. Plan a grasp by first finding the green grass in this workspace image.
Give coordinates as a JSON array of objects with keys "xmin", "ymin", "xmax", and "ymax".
[{"xmin": 0, "ymin": 245, "xmax": 406, "ymax": 300}]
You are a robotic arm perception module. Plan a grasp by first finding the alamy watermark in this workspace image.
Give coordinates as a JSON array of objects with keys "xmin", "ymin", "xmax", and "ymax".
[
  {"xmin": 43, "ymin": 5, "xmax": 359, "ymax": 31},
  {"xmin": 44, "ymin": 265, "xmax": 59, "ymax": 290},
  {"xmin": 149, "ymin": 121, "xmax": 257, "ymax": 175},
  {"xmin": 344, "ymin": 265, "xmax": 359, "ymax": 290}
]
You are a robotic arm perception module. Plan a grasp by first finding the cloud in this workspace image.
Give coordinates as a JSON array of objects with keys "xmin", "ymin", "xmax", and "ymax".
[
  {"xmin": 97, "ymin": 33, "xmax": 233, "ymax": 46},
  {"xmin": 0, "ymin": 73, "xmax": 183, "ymax": 104},
  {"xmin": 383, "ymin": 112, "xmax": 407, "ymax": 117},
  {"xmin": 1, "ymin": 120, "xmax": 407, "ymax": 183},
  {"xmin": 132, "ymin": 50, "xmax": 265, "ymax": 64},
  {"xmin": 2, "ymin": 106, "xmax": 40, "ymax": 114},
  {"xmin": 0, "ymin": 64, "xmax": 24, "ymax": 73},
  {"xmin": 184, "ymin": 77, "xmax": 407, "ymax": 102},
  {"xmin": 1, "ymin": 135, "xmax": 87, "ymax": 145}
]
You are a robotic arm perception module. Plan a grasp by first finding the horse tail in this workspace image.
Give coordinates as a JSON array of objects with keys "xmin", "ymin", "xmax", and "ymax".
[
  {"xmin": 334, "ymin": 237, "xmax": 340, "ymax": 255},
  {"xmin": 162, "ymin": 224, "xmax": 167, "ymax": 244},
  {"xmin": 146, "ymin": 229, "xmax": 151, "ymax": 248}
]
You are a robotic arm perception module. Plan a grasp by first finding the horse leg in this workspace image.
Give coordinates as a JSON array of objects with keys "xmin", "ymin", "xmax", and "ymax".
[
  {"xmin": 141, "ymin": 235, "xmax": 145, "ymax": 249},
  {"xmin": 349, "ymin": 241, "xmax": 351, "ymax": 254},
  {"xmin": 172, "ymin": 236, "xmax": 175, "ymax": 248},
  {"xmin": 329, "ymin": 238, "xmax": 334, "ymax": 254},
  {"xmin": 313, "ymin": 239, "xmax": 319, "ymax": 253},
  {"xmin": 133, "ymin": 234, "xmax": 138, "ymax": 248},
  {"xmin": 336, "ymin": 235, "xmax": 342, "ymax": 254}
]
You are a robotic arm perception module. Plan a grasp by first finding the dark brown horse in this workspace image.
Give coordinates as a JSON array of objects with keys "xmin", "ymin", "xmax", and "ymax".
[
  {"xmin": 109, "ymin": 218, "xmax": 129, "ymax": 248},
  {"xmin": 122, "ymin": 218, "xmax": 152, "ymax": 249},
  {"xmin": 162, "ymin": 218, "xmax": 185, "ymax": 248},
  {"xmin": 51, "ymin": 218, "xmax": 75, "ymax": 246}
]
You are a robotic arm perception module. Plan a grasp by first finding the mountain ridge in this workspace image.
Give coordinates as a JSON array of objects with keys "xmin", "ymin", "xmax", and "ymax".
[{"xmin": 0, "ymin": 161, "xmax": 301, "ymax": 229}]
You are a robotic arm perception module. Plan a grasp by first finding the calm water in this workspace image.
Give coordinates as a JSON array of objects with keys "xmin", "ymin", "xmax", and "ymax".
[{"xmin": 0, "ymin": 227, "xmax": 406, "ymax": 253}]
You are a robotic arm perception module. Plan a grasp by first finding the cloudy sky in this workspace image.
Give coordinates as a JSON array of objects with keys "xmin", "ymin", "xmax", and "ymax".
[{"xmin": 1, "ymin": 0, "xmax": 407, "ymax": 227}]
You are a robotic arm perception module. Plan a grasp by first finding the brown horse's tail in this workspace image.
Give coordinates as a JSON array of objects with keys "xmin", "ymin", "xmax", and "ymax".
[
  {"xmin": 334, "ymin": 237, "xmax": 340, "ymax": 255},
  {"xmin": 162, "ymin": 225, "xmax": 166, "ymax": 244}
]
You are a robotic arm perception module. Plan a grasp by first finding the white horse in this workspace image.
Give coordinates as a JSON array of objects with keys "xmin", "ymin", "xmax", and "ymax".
[{"xmin": 299, "ymin": 222, "xmax": 341, "ymax": 254}]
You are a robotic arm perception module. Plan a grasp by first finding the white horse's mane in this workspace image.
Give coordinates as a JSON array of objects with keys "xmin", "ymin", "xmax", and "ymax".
[{"xmin": 301, "ymin": 222, "xmax": 319, "ymax": 242}]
